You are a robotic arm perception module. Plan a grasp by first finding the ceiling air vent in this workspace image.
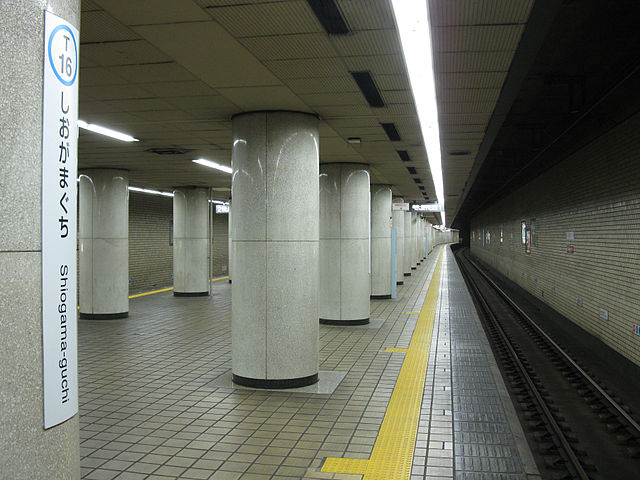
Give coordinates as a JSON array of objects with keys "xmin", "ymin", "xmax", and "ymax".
[
  {"xmin": 413, "ymin": 178, "xmax": 423, "ymax": 184},
  {"xmin": 306, "ymin": 0, "xmax": 350, "ymax": 35},
  {"xmin": 448, "ymin": 150, "xmax": 471, "ymax": 156},
  {"xmin": 146, "ymin": 147, "xmax": 192, "ymax": 155},
  {"xmin": 406, "ymin": 166, "xmax": 417, "ymax": 174},
  {"xmin": 381, "ymin": 123, "xmax": 401, "ymax": 141},
  {"xmin": 397, "ymin": 150, "xmax": 411, "ymax": 162},
  {"xmin": 418, "ymin": 185, "xmax": 425, "ymax": 191},
  {"xmin": 351, "ymin": 71, "xmax": 384, "ymax": 107}
]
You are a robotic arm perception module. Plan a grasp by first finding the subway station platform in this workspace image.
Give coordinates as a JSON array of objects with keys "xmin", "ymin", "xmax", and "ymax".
[{"xmin": 78, "ymin": 245, "xmax": 540, "ymax": 480}]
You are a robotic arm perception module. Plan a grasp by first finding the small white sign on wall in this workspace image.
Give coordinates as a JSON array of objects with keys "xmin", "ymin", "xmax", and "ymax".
[
  {"xmin": 41, "ymin": 11, "xmax": 79, "ymax": 429},
  {"xmin": 566, "ymin": 231, "xmax": 575, "ymax": 240}
]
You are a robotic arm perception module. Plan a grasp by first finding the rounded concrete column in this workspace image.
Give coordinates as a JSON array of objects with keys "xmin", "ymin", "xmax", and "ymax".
[
  {"xmin": 403, "ymin": 208, "xmax": 413, "ymax": 275},
  {"xmin": 411, "ymin": 212, "xmax": 420, "ymax": 270},
  {"xmin": 79, "ymin": 169, "xmax": 129, "ymax": 319},
  {"xmin": 370, "ymin": 185, "xmax": 392, "ymax": 298},
  {"xmin": 231, "ymin": 111, "xmax": 319, "ymax": 388},
  {"xmin": 320, "ymin": 163, "xmax": 371, "ymax": 325},
  {"xmin": 228, "ymin": 199, "xmax": 233, "ymax": 283},
  {"xmin": 173, "ymin": 187, "xmax": 209, "ymax": 296},
  {"xmin": 0, "ymin": 1, "xmax": 81, "ymax": 478},
  {"xmin": 392, "ymin": 197, "xmax": 405, "ymax": 285}
]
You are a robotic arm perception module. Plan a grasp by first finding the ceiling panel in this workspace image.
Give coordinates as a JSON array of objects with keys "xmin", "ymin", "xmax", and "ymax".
[
  {"xmin": 239, "ymin": 33, "xmax": 337, "ymax": 61},
  {"xmin": 206, "ymin": 1, "xmax": 321, "ymax": 36},
  {"xmin": 80, "ymin": 40, "xmax": 172, "ymax": 67},
  {"xmin": 94, "ymin": 0, "xmax": 210, "ymax": 25},
  {"xmin": 134, "ymin": 22, "xmax": 282, "ymax": 88},
  {"xmin": 430, "ymin": 0, "xmax": 534, "ymax": 26},
  {"xmin": 339, "ymin": 0, "xmax": 396, "ymax": 31},
  {"xmin": 80, "ymin": 10, "xmax": 139, "ymax": 43}
]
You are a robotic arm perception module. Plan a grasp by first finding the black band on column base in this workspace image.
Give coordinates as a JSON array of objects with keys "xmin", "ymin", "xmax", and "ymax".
[
  {"xmin": 397, "ymin": 281, "xmax": 404, "ymax": 285},
  {"xmin": 320, "ymin": 318, "xmax": 370, "ymax": 326},
  {"xmin": 370, "ymin": 294, "xmax": 391, "ymax": 299},
  {"xmin": 228, "ymin": 279, "xmax": 232, "ymax": 284},
  {"xmin": 411, "ymin": 267, "xmax": 417, "ymax": 270},
  {"xmin": 232, "ymin": 373, "xmax": 318, "ymax": 389},
  {"xmin": 404, "ymin": 273, "xmax": 411, "ymax": 277},
  {"xmin": 80, "ymin": 312, "xmax": 128, "ymax": 320},
  {"xmin": 173, "ymin": 291, "xmax": 209, "ymax": 297}
]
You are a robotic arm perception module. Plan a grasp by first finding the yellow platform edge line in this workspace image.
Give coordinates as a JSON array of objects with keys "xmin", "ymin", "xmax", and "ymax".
[
  {"xmin": 405, "ymin": 311, "xmax": 420, "ymax": 315},
  {"xmin": 128, "ymin": 276, "xmax": 229, "ymax": 299},
  {"xmin": 323, "ymin": 248, "xmax": 444, "ymax": 479},
  {"xmin": 385, "ymin": 347, "xmax": 409, "ymax": 353}
]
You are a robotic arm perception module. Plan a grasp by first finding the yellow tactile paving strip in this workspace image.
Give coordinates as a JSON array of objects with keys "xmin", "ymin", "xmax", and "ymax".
[
  {"xmin": 128, "ymin": 276, "xmax": 229, "ymax": 299},
  {"xmin": 322, "ymin": 249, "xmax": 444, "ymax": 479}
]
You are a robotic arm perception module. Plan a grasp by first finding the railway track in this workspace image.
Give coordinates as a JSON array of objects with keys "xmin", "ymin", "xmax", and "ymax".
[{"xmin": 454, "ymin": 247, "xmax": 640, "ymax": 480}]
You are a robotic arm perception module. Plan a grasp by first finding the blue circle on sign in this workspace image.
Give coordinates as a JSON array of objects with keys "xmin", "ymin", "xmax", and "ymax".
[{"xmin": 48, "ymin": 24, "xmax": 78, "ymax": 87}]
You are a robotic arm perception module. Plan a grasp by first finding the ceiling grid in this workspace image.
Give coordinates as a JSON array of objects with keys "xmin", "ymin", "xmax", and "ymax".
[{"xmin": 76, "ymin": 0, "xmax": 536, "ymax": 221}]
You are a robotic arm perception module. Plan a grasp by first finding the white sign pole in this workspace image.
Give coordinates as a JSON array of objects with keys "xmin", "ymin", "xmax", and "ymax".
[{"xmin": 41, "ymin": 11, "xmax": 79, "ymax": 429}]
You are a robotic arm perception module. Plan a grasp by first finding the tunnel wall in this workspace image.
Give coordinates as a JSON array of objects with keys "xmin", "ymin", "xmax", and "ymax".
[{"xmin": 470, "ymin": 112, "xmax": 640, "ymax": 365}]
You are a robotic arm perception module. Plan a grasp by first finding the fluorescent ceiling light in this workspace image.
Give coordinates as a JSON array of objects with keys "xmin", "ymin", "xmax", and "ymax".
[
  {"xmin": 390, "ymin": 0, "xmax": 445, "ymax": 225},
  {"xmin": 209, "ymin": 200, "xmax": 229, "ymax": 205},
  {"xmin": 193, "ymin": 158, "xmax": 232, "ymax": 174},
  {"xmin": 78, "ymin": 120, "xmax": 139, "ymax": 142},
  {"xmin": 128, "ymin": 186, "xmax": 173, "ymax": 198}
]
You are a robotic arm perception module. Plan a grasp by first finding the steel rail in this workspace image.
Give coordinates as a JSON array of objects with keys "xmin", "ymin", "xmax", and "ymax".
[{"xmin": 466, "ymin": 254, "xmax": 640, "ymax": 436}]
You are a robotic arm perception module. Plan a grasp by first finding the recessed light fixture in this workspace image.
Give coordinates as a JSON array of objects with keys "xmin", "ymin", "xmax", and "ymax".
[
  {"xmin": 390, "ymin": 0, "xmax": 445, "ymax": 224},
  {"xmin": 347, "ymin": 137, "xmax": 361, "ymax": 145},
  {"xmin": 306, "ymin": 0, "xmax": 350, "ymax": 35},
  {"xmin": 351, "ymin": 71, "xmax": 384, "ymax": 108},
  {"xmin": 78, "ymin": 120, "xmax": 139, "ymax": 142},
  {"xmin": 193, "ymin": 158, "xmax": 232, "ymax": 174},
  {"xmin": 380, "ymin": 122, "xmax": 401, "ymax": 141}
]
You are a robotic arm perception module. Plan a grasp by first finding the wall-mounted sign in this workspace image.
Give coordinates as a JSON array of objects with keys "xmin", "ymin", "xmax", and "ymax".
[
  {"xmin": 566, "ymin": 231, "xmax": 575, "ymax": 240},
  {"xmin": 520, "ymin": 221, "xmax": 527, "ymax": 244},
  {"xmin": 412, "ymin": 203, "xmax": 443, "ymax": 212},
  {"xmin": 215, "ymin": 204, "xmax": 229, "ymax": 214},
  {"xmin": 567, "ymin": 245, "xmax": 574, "ymax": 254},
  {"xmin": 392, "ymin": 202, "xmax": 409, "ymax": 211},
  {"xmin": 599, "ymin": 308, "xmax": 609, "ymax": 321},
  {"xmin": 41, "ymin": 11, "xmax": 79, "ymax": 429},
  {"xmin": 525, "ymin": 228, "xmax": 531, "ymax": 254}
]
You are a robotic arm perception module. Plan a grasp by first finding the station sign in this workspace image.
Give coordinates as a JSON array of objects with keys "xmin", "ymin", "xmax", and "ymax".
[
  {"xmin": 392, "ymin": 202, "xmax": 409, "ymax": 211},
  {"xmin": 412, "ymin": 203, "xmax": 443, "ymax": 212},
  {"xmin": 41, "ymin": 11, "xmax": 79, "ymax": 429}
]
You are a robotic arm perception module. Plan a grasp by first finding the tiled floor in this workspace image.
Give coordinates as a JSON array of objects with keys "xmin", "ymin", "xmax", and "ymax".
[{"xmin": 78, "ymin": 245, "xmax": 538, "ymax": 479}]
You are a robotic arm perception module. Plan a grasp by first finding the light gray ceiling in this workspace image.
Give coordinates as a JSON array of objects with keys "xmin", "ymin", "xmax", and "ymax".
[{"xmin": 78, "ymin": 0, "xmax": 535, "ymax": 224}]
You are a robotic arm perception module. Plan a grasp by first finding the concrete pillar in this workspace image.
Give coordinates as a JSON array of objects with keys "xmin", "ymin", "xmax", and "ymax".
[
  {"xmin": 370, "ymin": 185, "xmax": 392, "ymax": 298},
  {"xmin": 414, "ymin": 214, "xmax": 421, "ymax": 266},
  {"xmin": 0, "ymin": 1, "xmax": 80, "ymax": 478},
  {"xmin": 228, "ymin": 199, "xmax": 232, "ymax": 283},
  {"xmin": 320, "ymin": 163, "xmax": 371, "ymax": 325},
  {"xmin": 403, "ymin": 207, "xmax": 413, "ymax": 276},
  {"xmin": 231, "ymin": 111, "xmax": 319, "ymax": 388},
  {"xmin": 79, "ymin": 169, "xmax": 129, "ymax": 319},
  {"xmin": 392, "ymin": 197, "xmax": 405, "ymax": 285},
  {"xmin": 173, "ymin": 187, "xmax": 209, "ymax": 296}
]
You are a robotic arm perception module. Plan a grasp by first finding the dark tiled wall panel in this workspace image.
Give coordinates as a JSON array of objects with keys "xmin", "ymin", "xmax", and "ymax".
[
  {"xmin": 129, "ymin": 192, "xmax": 173, "ymax": 293},
  {"xmin": 470, "ymin": 112, "xmax": 640, "ymax": 365},
  {"xmin": 211, "ymin": 211, "xmax": 229, "ymax": 277}
]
